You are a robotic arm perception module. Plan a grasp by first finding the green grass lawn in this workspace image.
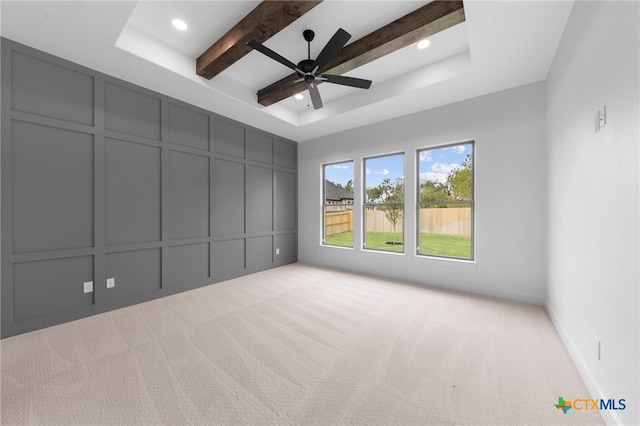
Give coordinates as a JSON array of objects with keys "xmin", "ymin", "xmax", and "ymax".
[{"xmin": 325, "ymin": 231, "xmax": 471, "ymax": 258}]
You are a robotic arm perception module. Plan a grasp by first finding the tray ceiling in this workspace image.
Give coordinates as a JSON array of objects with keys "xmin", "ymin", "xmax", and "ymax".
[{"xmin": 0, "ymin": 1, "xmax": 574, "ymax": 142}]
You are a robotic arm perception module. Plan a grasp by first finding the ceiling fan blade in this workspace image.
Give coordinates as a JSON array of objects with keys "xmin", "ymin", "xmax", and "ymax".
[
  {"xmin": 322, "ymin": 74, "xmax": 372, "ymax": 89},
  {"xmin": 258, "ymin": 77, "xmax": 304, "ymax": 97},
  {"xmin": 314, "ymin": 28, "xmax": 351, "ymax": 74},
  {"xmin": 247, "ymin": 40, "xmax": 299, "ymax": 72},
  {"xmin": 308, "ymin": 82, "xmax": 323, "ymax": 109}
]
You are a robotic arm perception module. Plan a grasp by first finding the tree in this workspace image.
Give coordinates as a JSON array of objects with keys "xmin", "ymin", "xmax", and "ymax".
[
  {"xmin": 344, "ymin": 179, "xmax": 354, "ymax": 193},
  {"xmin": 368, "ymin": 178, "xmax": 404, "ymax": 244},
  {"xmin": 447, "ymin": 154, "xmax": 472, "ymax": 200},
  {"xmin": 419, "ymin": 180, "xmax": 451, "ymax": 204}
]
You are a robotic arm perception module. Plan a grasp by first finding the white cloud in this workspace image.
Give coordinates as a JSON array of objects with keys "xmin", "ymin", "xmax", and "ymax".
[
  {"xmin": 447, "ymin": 146, "xmax": 466, "ymax": 154},
  {"xmin": 420, "ymin": 172, "xmax": 448, "ymax": 184},
  {"xmin": 431, "ymin": 162, "xmax": 458, "ymax": 174},
  {"xmin": 441, "ymin": 145, "xmax": 467, "ymax": 154},
  {"xmin": 380, "ymin": 168, "xmax": 390, "ymax": 175},
  {"xmin": 419, "ymin": 151, "xmax": 433, "ymax": 163},
  {"xmin": 366, "ymin": 168, "xmax": 371, "ymax": 174},
  {"xmin": 331, "ymin": 164, "xmax": 349, "ymax": 169},
  {"xmin": 419, "ymin": 162, "xmax": 459, "ymax": 184}
]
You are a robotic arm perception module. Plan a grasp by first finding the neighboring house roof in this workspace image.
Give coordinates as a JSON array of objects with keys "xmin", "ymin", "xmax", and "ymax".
[{"xmin": 325, "ymin": 180, "xmax": 354, "ymax": 201}]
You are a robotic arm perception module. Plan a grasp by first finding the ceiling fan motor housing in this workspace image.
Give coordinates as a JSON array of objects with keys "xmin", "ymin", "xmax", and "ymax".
[
  {"xmin": 297, "ymin": 59, "xmax": 316, "ymax": 74},
  {"xmin": 303, "ymin": 29, "xmax": 315, "ymax": 42},
  {"xmin": 248, "ymin": 27, "xmax": 371, "ymax": 110}
]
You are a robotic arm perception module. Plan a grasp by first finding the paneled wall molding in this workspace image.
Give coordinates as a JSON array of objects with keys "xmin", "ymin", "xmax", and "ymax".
[{"xmin": 1, "ymin": 38, "xmax": 297, "ymax": 338}]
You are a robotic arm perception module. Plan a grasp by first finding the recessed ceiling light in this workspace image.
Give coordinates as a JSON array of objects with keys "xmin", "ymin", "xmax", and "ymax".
[
  {"xmin": 294, "ymin": 94, "xmax": 304, "ymax": 100},
  {"xmin": 172, "ymin": 19, "xmax": 188, "ymax": 31},
  {"xmin": 417, "ymin": 39, "xmax": 431, "ymax": 50}
]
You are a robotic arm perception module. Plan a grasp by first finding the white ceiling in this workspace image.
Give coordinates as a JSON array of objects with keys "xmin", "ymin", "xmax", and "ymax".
[{"xmin": 0, "ymin": 1, "xmax": 574, "ymax": 142}]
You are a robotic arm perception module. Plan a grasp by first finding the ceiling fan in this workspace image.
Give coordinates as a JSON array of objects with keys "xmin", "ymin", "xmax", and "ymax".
[{"xmin": 248, "ymin": 28, "xmax": 372, "ymax": 110}]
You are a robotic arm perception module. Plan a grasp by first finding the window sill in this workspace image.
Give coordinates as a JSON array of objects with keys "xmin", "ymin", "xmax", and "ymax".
[
  {"xmin": 412, "ymin": 253, "xmax": 477, "ymax": 269},
  {"xmin": 320, "ymin": 244, "xmax": 354, "ymax": 251},
  {"xmin": 361, "ymin": 248, "xmax": 406, "ymax": 257}
]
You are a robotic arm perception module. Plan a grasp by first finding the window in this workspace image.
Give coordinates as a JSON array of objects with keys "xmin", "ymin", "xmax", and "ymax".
[
  {"xmin": 322, "ymin": 161, "xmax": 354, "ymax": 247},
  {"xmin": 417, "ymin": 142, "xmax": 474, "ymax": 259},
  {"xmin": 364, "ymin": 153, "xmax": 404, "ymax": 253}
]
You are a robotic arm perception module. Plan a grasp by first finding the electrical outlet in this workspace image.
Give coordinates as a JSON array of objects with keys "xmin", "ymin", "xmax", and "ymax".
[
  {"xmin": 106, "ymin": 277, "xmax": 115, "ymax": 289},
  {"xmin": 83, "ymin": 281, "xmax": 94, "ymax": 293},
  {"xmin": 276, "ymin": 248, "xmax": 280, "ymax": 255}
]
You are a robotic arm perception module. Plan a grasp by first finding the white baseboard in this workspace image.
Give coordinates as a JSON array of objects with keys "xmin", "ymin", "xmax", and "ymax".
[
  {"xmin": 298, "ymin": 256, "xmax": 544, "ymax": 305},
  {"xmin": 545, "ymin": 302, "xmax": 623, "ymax": 426}
]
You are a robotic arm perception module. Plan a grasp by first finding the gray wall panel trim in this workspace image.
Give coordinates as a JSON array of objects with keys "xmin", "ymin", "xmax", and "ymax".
[
  {"xmin": 13, "ymin": 255, "xmax": 95, "ymax": 322},
  {"xmin": 104, "ymin": 81, "xmax": 161, "ymax": 141},
  {"xmin": 246, "ymin": 129, "xmax": 274, "ymax": 165},
  {"xmin": 209, "ymin": 128, "xmax": 216, "ymax": 278},
  {"xmin": 246, "ymin": 165, "xmax": 274, "ymax": 233},
  {"xmin": 242, "ymin": 230, "xmax": 276, "ymax": 238},
  {"xmin": 275, "ymin": 139, "xmax": 297, "ymax": 170},
  {"xmin": 1, "ymin": 41, "xmax": 15, "ymax": 338},
  {"xmin": 168, "ymin": 102, "xmax": 209, "ymax": 151},
  {"xmin": 168, "ymin": 150, "xmax": 210, "ymax": 240},
  {"xmin": 213, "ymin": 234, "xmax": 248, "ymax": 242},
  {"xmin": 1, "ymin": 37, "xmax": 296, "ymax": 338},
  {"xmin": 104, "ymin": 138, "xmax": 162, "ymax": 246},
  {"xmin": 275, "ymin": 170, "xmax": 297, "ymax": 231},
  {"xmin": 10, "ymin": 110, "xmax": 96, "ymax": 134},
  {"xmin": 166, "ymin": 143, "xmax": 212, "ymax": 158},
  {"xmin": 11, "ymin": 50, "xmax": 95, "ymax": 127},
  {"xmin": 11, "ymin": 121, "xmax": 95, "ymax": 253},
  {"xmin": 105, "ymin": 248, "xmax": 162, "ymax": 301},
  {"xmin": 103, "ymin": 129, "xmax": 164, "ymax": 148},
  {"xmin": 213, "ymin": 238, "xmax": 245, "ymax": 278},
  {"xmin": 93, "ymin": 75, "xmax": 106, "ymax": 309},
  {"xmin": 12, "ymin": 248, "xmax": 97, "ymax": 264},
  {"xmin": 105, "ymin": 241, "xmax": 163, "ymax": 254},
  {"xmin": 213, "ymin": 158, "xmax": 245, "ymax": 237},
  {"xmin": 161, "ymin": 98, "xmax": 170, "ymax": 291},
  {"xmin": 168, "ymin": 243, "xmax": 209, "ymax": 286},
  {"xmin": 214, "ymin": 117, "xmax": 245, "ymax": 159},
  {"xmin": 247, "ymin": 235, "xmax": 274, "ymax": 270},
  {"xmin": 168, "ymin": 237, "xmax": 212, "ymax": 247}
]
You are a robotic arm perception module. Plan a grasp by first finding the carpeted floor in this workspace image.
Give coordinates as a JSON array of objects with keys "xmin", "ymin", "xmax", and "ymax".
[{"xmin": 1, "ymin": 263, "xmax": 603, "ymax": 425}]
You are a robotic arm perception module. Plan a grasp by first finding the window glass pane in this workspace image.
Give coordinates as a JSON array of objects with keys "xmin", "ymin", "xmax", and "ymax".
[
  {"xmin": 418, "ymin": 203, "xmax": 472, "ymax": 258},
  {"xmin": 417, "ymin": 143, "xmax": 473, "ymax": 259},
  {"xmin": 323, "ymin": 161, "xmax": 354, "ymax": 247},
  {"xmin": 364, "ymin": 153, "xmax": 404, "ymax": 252}
]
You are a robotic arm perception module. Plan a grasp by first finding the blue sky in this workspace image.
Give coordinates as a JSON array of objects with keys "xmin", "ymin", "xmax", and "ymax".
[
  {"xmin": 324, "ymin": 161, "xmax": 354, "ymax": 187},
  {"xmin": 324, "ymin": 143, "xmax": 472, "ymax": 189},
  {"xmin": 365, "ymin": 154, "xmax": 404, "ymax": 188},
  {"xmin": 418, "ymin": 143, "xmax": 472, "ymax": 184}
]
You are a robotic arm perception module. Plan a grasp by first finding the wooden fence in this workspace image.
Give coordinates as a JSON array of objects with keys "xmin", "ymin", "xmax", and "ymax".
[
  {"xmin": 325, "ymin": 208, "xmax": 471, "ymax": 236},
  {"xmin": 416, "ymin": 207, "xmax": 471, "ymax": 236},
  {"xmin": 325, "ymin": 210, "xmax": 353, "ymax": 235}
]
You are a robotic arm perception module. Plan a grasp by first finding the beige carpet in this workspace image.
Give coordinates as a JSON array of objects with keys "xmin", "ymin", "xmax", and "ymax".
[{"xmin": 1, "ymin": 263, "xmax": 603, "ymax": 425}]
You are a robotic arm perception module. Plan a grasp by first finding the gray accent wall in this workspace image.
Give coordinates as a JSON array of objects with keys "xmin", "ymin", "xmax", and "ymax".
[{"xmin": 1, "ymin": 38, "xmax": 297, "ymax": 338}]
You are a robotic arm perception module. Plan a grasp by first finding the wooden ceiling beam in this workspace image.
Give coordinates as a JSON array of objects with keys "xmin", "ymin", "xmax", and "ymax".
[
  {"xmin": 258, "ymin": 0, "xmax": 465, "ymax": 107},
  {"xmin": 196, "ymin": 1, "xmax": 323, "ymax": 80}
]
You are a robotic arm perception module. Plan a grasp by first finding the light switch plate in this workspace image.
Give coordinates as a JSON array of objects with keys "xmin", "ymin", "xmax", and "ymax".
[
  {"xmin": 106, "ymin": 277, "xmax": 115, "ymax": 289},
  {"xmin": 595, "ymin": 105, "xmax": 606, "ymax": 132},
  {"xmin": 83, "ymin": 281, "xmax": 94, "ymax": 293}
]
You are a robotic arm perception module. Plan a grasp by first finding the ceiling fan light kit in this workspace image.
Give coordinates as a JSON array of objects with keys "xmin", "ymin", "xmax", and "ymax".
[{"xmin": 248, "ymin": 28, "xmax": 373, "ymax": 110}]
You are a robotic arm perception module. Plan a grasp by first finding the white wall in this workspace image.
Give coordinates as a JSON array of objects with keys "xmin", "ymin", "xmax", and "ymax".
[
  {"xmin": 546, "ymin": 2, "xmax": 639, "ymax": 425},
  {"xmin": 298, "ymin": 82, "xmax": 548, "ymax": 304}
]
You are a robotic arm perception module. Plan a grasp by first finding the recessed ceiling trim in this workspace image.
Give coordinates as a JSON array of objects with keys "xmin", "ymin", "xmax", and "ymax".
[
  {"xmin": 257, "ymin": 0, "xmax": 465, "ymax": 107},
  {"xmin": 196, "ymin": 0, "xmax": 323, "ymax": 80}
]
